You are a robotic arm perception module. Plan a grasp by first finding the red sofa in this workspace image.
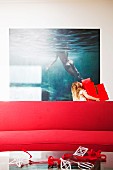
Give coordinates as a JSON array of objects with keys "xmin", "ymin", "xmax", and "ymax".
[{"xmin": 0, "ymin": 101, "xmax": 113, "ymax": 152}]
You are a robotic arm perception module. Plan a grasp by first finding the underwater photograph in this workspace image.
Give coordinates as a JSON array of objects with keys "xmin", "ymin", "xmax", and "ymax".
[{"xmin": 9, "ymin": 29, "xmax": 100, "ymax": 101}]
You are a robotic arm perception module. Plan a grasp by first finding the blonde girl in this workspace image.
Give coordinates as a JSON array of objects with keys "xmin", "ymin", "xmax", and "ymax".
[{"xmin": 71, "ymin": 82, "xmax": 100, "ymax": 101}]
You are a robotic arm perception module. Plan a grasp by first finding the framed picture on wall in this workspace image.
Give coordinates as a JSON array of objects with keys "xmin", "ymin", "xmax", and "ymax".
[{"xmin": 9, "ymin": 29, "xmax": 100, "ymax": 101}]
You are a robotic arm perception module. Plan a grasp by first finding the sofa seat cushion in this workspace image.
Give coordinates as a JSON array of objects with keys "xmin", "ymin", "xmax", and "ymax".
[{"xmin": 0, "ymin": 130, "xmax": 113, "ymax": 151}]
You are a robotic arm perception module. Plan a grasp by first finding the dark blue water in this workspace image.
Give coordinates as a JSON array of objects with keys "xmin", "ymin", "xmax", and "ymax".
[
  {"xmin": 10, "ymin": 29, "xmax": 100, "ymax": 101},
  {"xmin": 41, "ymin": 29, "xmax": 100, "ymax": 101}
]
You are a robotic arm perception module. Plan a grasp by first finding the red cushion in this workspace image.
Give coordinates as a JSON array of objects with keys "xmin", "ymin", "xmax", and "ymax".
[
  {"xmin": 82, "ymin": 79, "xmax": 98, "ymax": 98},
  {"xmin": 82, "ymin": 78, "xmax": 109, "ymax": 101},
  {"xmin": 82, "ymin": 78, "xmax": 92, "ymax": 84},
  {"xmin": 96, "ymin": 84, "xmax": 109, "ymax": 101},
  {"xmin": 0, "ymin": 130, "xmax": 113, "ymax": 152},
  {"xmin": 0, "ymin": 102, "xmax": 113, "ymax": 131}
]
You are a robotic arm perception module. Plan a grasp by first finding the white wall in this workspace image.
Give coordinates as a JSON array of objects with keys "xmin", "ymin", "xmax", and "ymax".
[{"xmin": 0, "ymin": 0, "xmax": 113, "ymax": 100}]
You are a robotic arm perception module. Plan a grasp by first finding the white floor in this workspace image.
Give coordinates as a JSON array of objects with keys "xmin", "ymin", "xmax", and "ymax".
[{"xmin": 0, "ymin": 152, "xmax": 9, "ymax": 170}]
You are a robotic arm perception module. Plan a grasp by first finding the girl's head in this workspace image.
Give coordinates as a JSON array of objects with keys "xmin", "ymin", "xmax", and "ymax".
[
  {"xmin": 71, "ymin": 82, "xmax": 83, "ymax": 98},
  {"xmin": 71, "ymin": 82, "xmax": 82, "ymax": 92}
]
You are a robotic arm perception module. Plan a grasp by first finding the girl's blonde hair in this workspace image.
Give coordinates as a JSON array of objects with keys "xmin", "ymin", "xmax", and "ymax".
[{"xmin": 71, "ymin": 82, "xmax": 83, "ymax": 99}]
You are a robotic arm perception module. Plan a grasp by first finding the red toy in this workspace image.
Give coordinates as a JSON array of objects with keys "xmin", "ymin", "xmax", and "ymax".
[
  {"xmin": 62, "ymin": 149, "xmax": 106, "ymax": 163},
  {"xmin": 48, "ymin": 156, "xmax": 61, "ymax": 168},
  {"xmin": 47, "ymin": 149, "xmax": 106, "ymax": 168},
  {"xmin": 9, "ymin": 148, "xmax": 106, "ymax": 168},
  {"xmin": 87, "ymin": 149, "xmax": 106, "ymax": 162}
]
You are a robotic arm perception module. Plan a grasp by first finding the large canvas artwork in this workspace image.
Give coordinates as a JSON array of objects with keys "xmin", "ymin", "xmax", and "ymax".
[{"xmin": 9, "ymin": 29, "xmax": 100, "ymax": 101}]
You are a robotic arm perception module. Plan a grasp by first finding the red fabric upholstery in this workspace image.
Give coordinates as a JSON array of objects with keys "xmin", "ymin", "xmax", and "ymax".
[
  {"xmin": 0, "ymin": 101, "xmax": 113, "ymax": 151},
  {"xmin": 0, "ymin": 130, "xmax": 113, "ymax": 152},
  {"xmin": 0, "ymin": 102, "xmax": 113, "ymax": 131}
]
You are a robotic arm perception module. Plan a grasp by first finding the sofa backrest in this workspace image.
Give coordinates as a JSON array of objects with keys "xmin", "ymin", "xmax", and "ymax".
[{"xmin": 0, "ymin": 101, "xmax": 113, "ymax": 131}]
